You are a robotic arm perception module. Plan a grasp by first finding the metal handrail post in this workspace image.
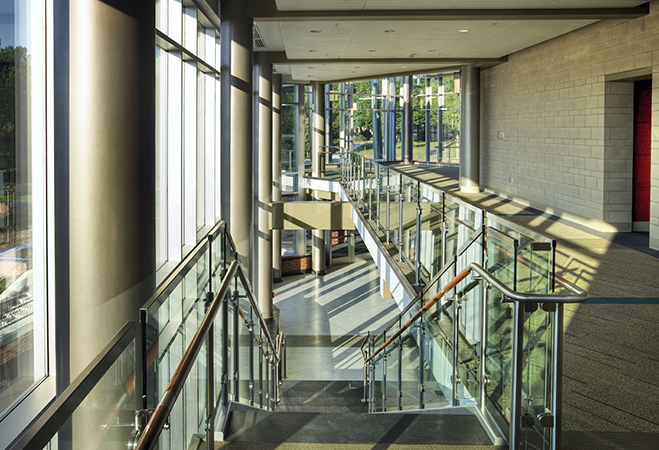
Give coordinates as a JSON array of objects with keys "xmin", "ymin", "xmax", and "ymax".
[
  {"xmin": 552, "ymin": 305, "xmax": 564, "ymax": 450},
  {"xmin": 362, "ymin": 347, "xmax": 369, "ymax": 404},
  {"xmin": 398, "ymin": 174, "xmax": 403, "ymax": 261},
  {"xmin": 221, "ymin": 290, "xmax": 229, "ymax": 406},
  {"xmin": 206, "ymin": 322, "xmax": 215, "ymax": 450},
  {"xmin": 451, "ymin": 255, "xmax": 459, "ymax": 407},
  {"xmin": 510, "ymin": 302, "xmax": 525, "ymax": 449},
  {"xmin": 232, "ymin": 289, "xmax": 240, "ymax": 401},
  {"xmin": 414, "ymin": 190, "xmax": 422, "ymax": 286},
  {"xmin": 418, "ymin": 320, "xmax": 426, "ymax": 410},
  {"xmin": 361, "ymin": 157, "xmax": 366, "ymax": 210},
  {"xmin": 480, "ymin": 279, "xmax": 488, "ymax": 411},
  {"xmin": 386, "ymin": 184, "xmax": 391, "ymax": 244},
  {"xmin": 376, "ymin": 165, "xmax": 381, "ymax": 225},
  {"xmin": 382, "ymin": 353, "xmax": 388, "ymax": 411},
  {"xmin": 248, "ymin": 317, "xmax": 255, "ymax": 406},
  {"xmin": 397, "ymin": 333, "xmax": 403, "ymax": 410},
  {"xmin": 258, "ymin": 339, "xmax": 264, "ymax": 408},
  {"xmin": 368, "ymin": 164, "xmax": 373, "ymax": 217},
  {"xmin": 272, "ymin": 360, "xmax": 278, "ymax": 409},
  {"xmin": 265, "ymin": 352, "xmax": 270, "ymax": 408}
]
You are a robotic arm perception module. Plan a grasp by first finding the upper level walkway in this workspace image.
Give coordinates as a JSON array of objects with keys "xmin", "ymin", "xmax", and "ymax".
[{"xmin": 300, "ymin": 160, "xmax": 659, "ymax": 449}]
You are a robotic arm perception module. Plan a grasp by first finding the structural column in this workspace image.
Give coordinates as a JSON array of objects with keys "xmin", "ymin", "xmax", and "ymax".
[
  {"xmin": 460, "ymin": 65, "xmax": 480, "ymax": 193},
  {"xmin": 403, "ymin": 75, "xmax": 413, "ymax": 164},
  {"xmin": 272, "ymin": 74, "xmax": 283, "ymax": 282},
  {"xmin": 221, "ymin": 0, "xmax": 253, "ymax": 269},
  {"xmin": 254, "ymin": 53, "xmax": 273, "ymax": 318},
  {"xmin": 59, "ymin": 0, "xmax": 156, "ymax": 383},
  {"xmin": 311, "ymin": 82, "xmax": 326, "ymax": 275}
]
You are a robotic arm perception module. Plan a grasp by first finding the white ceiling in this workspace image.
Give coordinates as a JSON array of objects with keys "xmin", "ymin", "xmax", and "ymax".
[{"xmin": 253, "ymin": 0, "xmax": 649, "ymax": 82}]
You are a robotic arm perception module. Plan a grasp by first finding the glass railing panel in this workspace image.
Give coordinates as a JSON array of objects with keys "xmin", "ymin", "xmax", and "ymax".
[
  {"xmin": 521, "ymin": 305, "xmax": 555, "ymax": 450},
  {"xmin": 486, "ymin": 227, "xmax": 518, "ymax": 289},
  {"xmin": 366, "ymin": 161, "xmax": 377, "ymax": 219},
  {"xmin": 483, "ymin": 284, "xmax": 513, "ymax": 437},
  {"xmin": 516, "ymin": 240, "xmax": 553, "ymax": 295},
  {"xmin": 235, "ymin": 291, "xmax": 255, "ymax": 404},
  {"xmin": 389, "ymin": 173, "xmax": 401, "ymax": 250},
  {"xmin": 400, "ymin": 175, "xmax": 417, "ymax": 266},
  {"xmin": 149, "ymin": 343, "xmax": 208, "ymax": 450},
  {"xmin": 420, "ymin": 315, "xmax": 451, "ymax": 410},
  {"xmin": 419, "ymin": 185, "xmax": 443, "ymax": 279},
  {"xmin": 44, "ymin": 339, "xmax": 136, "ymax": 450},
  {"xmin": 444, "ymin": 196, "xmax": 460, "ymax": 261},
  {"xmin": 453, "ymin": 273, "xmax": 481, "ymax": 405},
  {"xmin": 378, "ymin": 166, "xmax": 388, "ymax": 234}
]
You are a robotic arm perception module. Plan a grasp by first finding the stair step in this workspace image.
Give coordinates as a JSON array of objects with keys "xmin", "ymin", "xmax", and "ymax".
[
  {"xmin": 216, "ymin": 443, "xmax": 504, "ymax": 450},
  {"xmin": 225, "ymin": 410, "xmax": 495, "ymax": 446}
]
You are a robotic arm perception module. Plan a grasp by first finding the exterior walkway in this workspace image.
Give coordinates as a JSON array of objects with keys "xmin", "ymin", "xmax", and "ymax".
[{"xmin": 388, "ymin": 162, "xmax": 659, "ymax": 450}]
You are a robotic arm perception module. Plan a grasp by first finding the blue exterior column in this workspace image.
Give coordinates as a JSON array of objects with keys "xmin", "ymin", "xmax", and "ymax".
[
  {"xmin": 460, "ymin": 65, "xmax": 480, "ymax": 193},
  {"xmin": 403, "ymin": 75, "xmax": 413, "ymax": 164}
]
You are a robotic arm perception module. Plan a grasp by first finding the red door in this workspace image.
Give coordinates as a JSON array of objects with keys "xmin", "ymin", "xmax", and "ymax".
[{"xmin": 633, "ymin": 80, "xmax": 652, "ymax": 224}]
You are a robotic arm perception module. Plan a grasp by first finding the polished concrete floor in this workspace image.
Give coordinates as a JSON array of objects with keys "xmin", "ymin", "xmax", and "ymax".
[{"xmin": 274, "ymin": 249, "xmax": 399, "ymax": 382}]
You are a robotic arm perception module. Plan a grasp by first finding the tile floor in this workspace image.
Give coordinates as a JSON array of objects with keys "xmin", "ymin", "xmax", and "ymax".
[{"xmin": 274, "ymin": 248, "xmax": 401, "ymax": 381}]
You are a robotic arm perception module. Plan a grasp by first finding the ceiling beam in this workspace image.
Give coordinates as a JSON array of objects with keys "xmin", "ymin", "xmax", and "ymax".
[
  {"xmin": 249, "ymin": 2, "xmax": 649, "ymax": 22},
  {"xmin": 268, "ymin": 52, "xmax": 507, "ymax": 66}
]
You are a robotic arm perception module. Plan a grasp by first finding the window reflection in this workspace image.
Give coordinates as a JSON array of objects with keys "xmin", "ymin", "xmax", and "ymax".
[{"xmin": 0, "ymin": 0, "xmax": 45, "ymax": 418}]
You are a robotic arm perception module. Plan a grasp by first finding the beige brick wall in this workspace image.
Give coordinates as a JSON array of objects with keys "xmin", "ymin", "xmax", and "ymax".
[{"xmin": 481, "ymin": 0, "xmax": 659, "ymax": 246}]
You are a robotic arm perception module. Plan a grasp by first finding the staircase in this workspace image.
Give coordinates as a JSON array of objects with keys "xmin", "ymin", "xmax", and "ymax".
[{"xmin": 219, "ymin": 380, "xmax": 505, "ymax": 449}]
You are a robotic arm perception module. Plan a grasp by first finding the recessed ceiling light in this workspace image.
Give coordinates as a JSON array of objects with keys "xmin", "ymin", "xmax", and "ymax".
[
  {"xmin": 310, "ymin": 30, "xmax": 322, "ymax": 33},
  {"xmin": 402, "ymin": 66, "xmax": 408, "ymax": 69},
  {"xmin": 308, "ymin": 66, "xmax": 315, "ymax": 69},
  {"xmin": 355, "ymin": 66, "xmax": 361, "ymax": 68},
  {"xmin": 459, "ymin": 29, "xmax": 470, "ymax": 33},
  {"xmin": 428, "ymin": 49, "xmax": 436, "ymax": 53},
  {"xmin": 368, "ymin": 49, "xmax": 376, "ymax": 53},
  {"xmin": 309, "ymin": 49, "xmax": 318, "ymax": 53},
  {"xmin": 384, "ymin": 29, "xmax": 395, "ymax": 33}
]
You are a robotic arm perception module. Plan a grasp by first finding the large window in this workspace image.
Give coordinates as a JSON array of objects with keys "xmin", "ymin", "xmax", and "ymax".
[
  {"xmin": 155, "ymin": 0, "xmax": 222, "ymax": 270},
  {"xmin": 0, "ymin": 0, "xmax": 47, "ymax": 419}
]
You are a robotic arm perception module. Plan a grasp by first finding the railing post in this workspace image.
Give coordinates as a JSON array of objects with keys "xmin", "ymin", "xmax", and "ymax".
[
  {"xmin": 232, "ymin": 289, "xmax": 240, "ymax": 401},
  {"xmin": 204, "ymin": 288, "xmax": 217, "ymax": 445},
  {"xmin": 376, "ymin": 165, "xmax": 381, "ymax": 226},
  {"xmin": 361, "ymin": 157, "xmax": 366, "ymax": 210},
  {"xmin": 398, "ymin": 174, "xmax": 403, "ymax": 261},
  {"xmin": 271, "ymin": 359, "xmax": 278, "ymax": 410},
  {"xmin": 418, "ymin": 320, "xmax": 425, "ymax": 410},
  {"xmin": 265, "ymin": 351, "xmax": 270, "ymax": 408},
  {"xmin": 414, "ymin": 184, "xmax": 423, "ymax": 286},
  {"xmin": 368, "ymin": 164, "xmax": 373, "ymax": 217},
  {"xmin": 451, "ymin": 256, "xmax": 459, "ymax": 407},
  {"xmin": 480, "ymin": 279, "xmax": 488, "ymax": 412},
  {"xmin": 382, "ymin": 350, "xmax": 388, "ymax": 412},
  {"xmin": 386, "ymin": 183, "xmax": 391, "ymax": 244},
  {"xmin": 221, "ymin": 289, "xmax": 229, "ymax": 406},
  {"xmin": 397, "ymin": 324, "xmax": 403, "ymax": 411},
  {"xmin": 510, "ymin": 301, "xmax": 525, "ymax": 449},
  {"xmin": 248, "ymin": 318, "xmax": 254, "ymax": 406},
  {"xmin": 258, "ymin": 338, "xmax": 264, "ymax": 408},
  {"xmin": 552, "ymin": 305, "xmax": 564, "ymax": 450}
]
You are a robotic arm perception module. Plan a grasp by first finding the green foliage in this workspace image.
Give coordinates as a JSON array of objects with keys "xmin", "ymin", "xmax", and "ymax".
[{"xmin": 0, "ymin": 42, "xmax": 23, "ymax": 178}]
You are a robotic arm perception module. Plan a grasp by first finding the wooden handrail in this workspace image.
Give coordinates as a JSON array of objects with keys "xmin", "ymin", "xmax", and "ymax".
[
  {"xmin": 366, "ymin": 267, "xmax": 470, "ymax": 363},
  {"xmin": 135, "ymin": 260, "xmax": 240, "ymax": 450}
]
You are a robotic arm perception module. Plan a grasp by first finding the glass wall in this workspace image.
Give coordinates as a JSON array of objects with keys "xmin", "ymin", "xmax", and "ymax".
[
  {"xmin": 155, "ymin": 0, "xmax": 222, "ymax": 269},
  {"xmin": 0, "ymin": 0, "xmax": 47, "ymax": 420},
  {"xmin": 326, "ymin": 74, "xmax": 460, "ymax": 163}
]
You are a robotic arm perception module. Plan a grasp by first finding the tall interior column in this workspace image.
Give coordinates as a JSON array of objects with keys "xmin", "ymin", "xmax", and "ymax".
[
  {"xmin": 403, "ymin": 75, "xmax": 413, "ymax": 164},
  {"xmin": 460, "ymin": 65, "xmax": 480, "ymax": 193},
  {"xmin": 312, "ymin": 82, "xmax": 326, "ymax": 275},
  {"xmin": 221, "ymin": 0, "xmax": 253, "ymax": 269},
  {"xmin": 254, "ymin": 53, "xmax": 273, "ymax": 318},
  {"xmin": 272, "ymin": 74, "xmax": 282, "ymax": 282},
  {"xmin": 61, "ymin": 0, "xmax": 156, "ymax": 382}
]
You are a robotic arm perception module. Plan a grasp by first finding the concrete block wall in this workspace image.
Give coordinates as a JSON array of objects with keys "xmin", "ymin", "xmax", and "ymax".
[{"xmin": 481, "ymin": 0, "xmax": 659, "ymax": 245}]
